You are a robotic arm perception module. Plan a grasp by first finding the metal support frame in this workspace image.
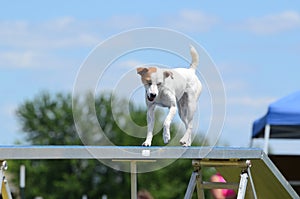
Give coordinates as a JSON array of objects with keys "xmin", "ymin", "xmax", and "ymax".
[
  {"xmin": 184, "ymin": 171, "xmax": 197, "ymax": 199},
  {"xmin": 113, "ymin": 159, "xmax": 156, "ymax": 199},
  {"xmin": 0, "ymin": 146, "xmax": 297, "ymax": 198},
  {"xmin": 237, "ymin": 171, "xmax": 248, "ymax": 199},
  {"xmin": 0, "ymin": 161, "xmax": 4, "ymax": 195},
  {"xmin": 184, "ymin": 159, "xmax": 257, "ymax": 199},
  {"xmin": 246, "ymin": 165, "xmax": 257, "ymax": 199},
  {"xmin": 1, "ymin": 161, "xmax": 13, "ymax": 199},
  {"xmin": 131, "ymin": 161, "xmax": 137, "ymax": 199},
  {"xmin": 236, "ymin": 162, "xmax": 258, "ymax": 199}
]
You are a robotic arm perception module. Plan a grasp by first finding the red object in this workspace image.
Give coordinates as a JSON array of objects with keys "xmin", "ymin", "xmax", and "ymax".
[{"xmin": 216, "ymin": 173, "xmax": 236, "ymax": 197}]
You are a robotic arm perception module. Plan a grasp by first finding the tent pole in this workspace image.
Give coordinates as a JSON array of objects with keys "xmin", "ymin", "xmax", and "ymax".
[{"xmin": 263, "ymin": 125, "xmax": 270, "ymax": 154}]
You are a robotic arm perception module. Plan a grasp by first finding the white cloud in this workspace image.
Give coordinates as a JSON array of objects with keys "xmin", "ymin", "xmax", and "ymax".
[
  {"xmin": 0, "ymin": 17, "xmax": 101, "ymax": 50},
  {"xmin": 0, "ymin": 51, "xmax": 37, "ymax": 68},
  {"xmin": 164, "ymin": 10, "xmax": 219, "ymax": 32},
  {"xmin": 0, "ymin": 10, "xmax": 220, "ymax": 69},
  {"xmin": 0, "ymin": 50, "xmax": 78, "ymax": 69},
  {"xmin": 42, "ymin": 16, "xmax": 75, "ymax": 31},
  {"xmin": 118, "ymin": 60, "xmax": 144, "ymax": 69},
  {"xmin": 241, "ymin": 11, "xmax": 300, "ymax": 34},
  {"xmin": 0, "ymin": 103, "xmax": 17, "ymax": 118},
  {"xmin": 219, "ymin": 95, "xmax": 276, "ymax": 146},
  {"xmin": 227, "ymin": 96, "xmax": 275, "ymax": 108},
  {"xmin": 0, "ymin": 15, "xmax": 147, "ymax": 69},
  {"xmin": 105, "ymin": 15, "xmax": 145, "ymax": 30}
]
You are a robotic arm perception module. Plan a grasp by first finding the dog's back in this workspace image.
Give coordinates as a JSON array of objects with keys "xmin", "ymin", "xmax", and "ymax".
[
  {"xmin": 167, "ymin": 45, "xmax": 202, "ymax": 100},
  {"xmin": 173, "ymin": 68, "xmax": 201, "ymax": 98}
]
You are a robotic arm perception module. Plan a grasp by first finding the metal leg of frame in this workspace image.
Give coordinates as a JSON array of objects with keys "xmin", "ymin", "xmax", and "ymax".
[
  {"xmin": 2, "ymin": 176, "xmax": 13, "ymax": 199},
  {"xmin": 131, "ymin": 161, "xmax": 137, "ymax": 199},
  {"xmin": 184, "ymin": 171, "xmax": 197, "ymax": 199},
  {"xmin": 196, "ymin": 166, "xmax": 205, "ymax": 199},
  {"xmin": 247, "ymin": 166, "xmax": 258, "ymax": 199},
  {"xmin": 0, "ymin": 162, "xmax": 3, "ymax": 195},
  {"xmin": 237, "ymin": 171, "xmax": 249, "ymax": 199},
  {"xmin": 237, "ymin": 160, "xmax": 257, "ymax": 199},
  {"xmin": 1, "ymin": 161, "xmax": 13, "ymax": 199},
  {"xmin": 1, "ymin": 161, "xmax": 8, "ymax": 195},
  {"xmin": 112, "ymin": 159, "xmax": 156, "ymax": 199},
  {"xmin": 184, "ymin": 160, "xmax": 205, "ymax": 199},
  {"xmin": 185, "ymin": 159, "xmax": 257, "ymax": 199}
]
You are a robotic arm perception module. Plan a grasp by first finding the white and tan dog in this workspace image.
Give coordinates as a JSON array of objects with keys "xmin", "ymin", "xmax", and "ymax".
[{"xmin": 137, "ymin": 46, "xmax": 202, "ymax": 146}]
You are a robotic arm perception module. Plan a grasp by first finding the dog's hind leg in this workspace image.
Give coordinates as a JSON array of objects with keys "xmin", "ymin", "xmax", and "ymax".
[
  {"xmin": 179, "ymin": 94, "xmax": 198, "ymax": 147},
  {"xmin": 177, "ymin": 93, "xmax": 192, "ymax": 146},
  {"xmin": 177, "ymin": 93, "xmax": 188, "ymax": 126},
  {"xmin": 179, "ymin": 116, "xmax": 194, "ymax": 146}
]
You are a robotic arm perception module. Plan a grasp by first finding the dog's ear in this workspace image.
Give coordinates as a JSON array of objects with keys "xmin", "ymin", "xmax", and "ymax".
[
  {"xmin": 163, "ymin": 71, "xmax": 173, "ymax": 79},
  {"xmin": 137, "ymin": 67, "xmax": 148, "ymax": 76}
]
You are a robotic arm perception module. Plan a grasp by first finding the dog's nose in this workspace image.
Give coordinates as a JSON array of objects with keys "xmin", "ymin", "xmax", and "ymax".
[{"xmin": 150, "ymin": 93, "xmax": 156, "ymax": 98}]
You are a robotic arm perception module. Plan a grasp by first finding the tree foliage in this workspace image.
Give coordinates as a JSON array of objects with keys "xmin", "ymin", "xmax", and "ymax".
[{"xmin": 9, "ymin": 91, "xmax": 214, "ymax": 199}]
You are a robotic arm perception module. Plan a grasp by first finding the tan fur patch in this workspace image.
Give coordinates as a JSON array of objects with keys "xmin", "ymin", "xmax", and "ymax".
[{"xmin": 137, "ymin": 67, "xmax": 157, "ymax": 85}]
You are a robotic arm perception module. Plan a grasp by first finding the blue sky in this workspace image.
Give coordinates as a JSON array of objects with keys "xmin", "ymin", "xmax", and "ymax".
[{"xmin": 1, "ymin": 1, "xmax": 300, "ymax": 146}]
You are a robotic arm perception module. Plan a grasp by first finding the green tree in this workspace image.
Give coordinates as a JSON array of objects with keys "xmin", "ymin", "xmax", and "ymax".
[
  {"xmin": 9, "ymin": 91, "xmax": 213, "ymax": 199},
  {"xmin": 13, "ymin": 92, "xmax": 138, "ymax": 199}
]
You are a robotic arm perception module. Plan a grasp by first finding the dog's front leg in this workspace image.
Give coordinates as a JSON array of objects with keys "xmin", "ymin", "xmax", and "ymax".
[
  {"xmin": 163, "ymin": 105, "xmax": 177, "ymax": 144},
  {"xmin": 143, "ymin": 104, "xmax": 155, "ymax": 146}
]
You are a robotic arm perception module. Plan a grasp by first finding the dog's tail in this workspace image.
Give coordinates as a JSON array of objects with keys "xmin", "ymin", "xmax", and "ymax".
[{"xmin": 190, "ymin": 45, "xmax": 199, "ymax": 70}]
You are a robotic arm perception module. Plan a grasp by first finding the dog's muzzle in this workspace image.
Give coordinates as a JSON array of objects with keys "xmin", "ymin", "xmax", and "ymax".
[{"xmin": 147, "ymin": 93, "xmax": 156, "ymax": 102}]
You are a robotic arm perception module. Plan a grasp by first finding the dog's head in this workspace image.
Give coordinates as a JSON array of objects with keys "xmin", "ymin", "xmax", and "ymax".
[{"xmin": 137, "ymin": 67, "xmax": 173, "ymax": 102}]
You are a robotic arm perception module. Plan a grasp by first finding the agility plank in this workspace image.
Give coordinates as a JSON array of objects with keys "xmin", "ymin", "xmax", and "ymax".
[
  {"xmin": 0, "ymin": 146, "xmax": 298, "ymax": 198},
  {"xmin": 0, "ymin": 146, "xmax": 262, "ymax": 160}
]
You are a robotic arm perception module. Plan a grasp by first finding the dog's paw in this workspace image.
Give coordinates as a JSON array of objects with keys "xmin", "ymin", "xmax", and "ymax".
[
  {"xmin": 180, "ymin": 133, "xmax": 191, "ymax": 147},
  {"xmin": 180, "ymin": 138, "xmax": 191, "ymax": 147},
  {"xmin": 163, "ymin": 136, "xmax": 170, "ymax": 144},
  {"xmin": 142, "ymin": 140, "xmax": 152, "ymax": 147},
  {"xmin": 180, "ymin": 141, "xmax": 191, "ymax": 147},
  {"xmin": 163, "ymin": 132, "xmax": 170, "ymax": 144},
  {"xmin": 163, "ymin": 125, "xmax": 171, "ymax": 144}
]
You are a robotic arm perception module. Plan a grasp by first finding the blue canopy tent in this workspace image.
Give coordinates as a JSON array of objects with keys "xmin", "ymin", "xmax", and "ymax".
[
  {"xmin": 251, "ymin": 91, "xmax": 300, "ymax": 195},
  {"xmin": 252, "ymin": 91, "xmax": 300, "ymax": 139}
]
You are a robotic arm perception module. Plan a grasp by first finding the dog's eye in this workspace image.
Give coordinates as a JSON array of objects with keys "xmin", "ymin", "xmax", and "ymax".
[
  {"xmin": 157, "ymin": 82, "xmax": 162, "ymax": 86},
  {"xmin": 147, "ymin": 82, "xmax": 152, "ymax": 86}
]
